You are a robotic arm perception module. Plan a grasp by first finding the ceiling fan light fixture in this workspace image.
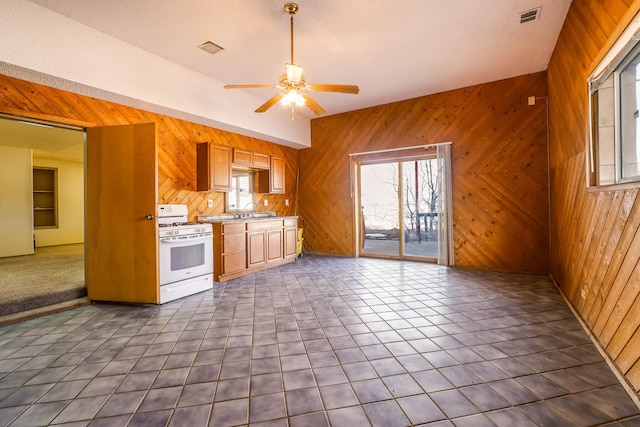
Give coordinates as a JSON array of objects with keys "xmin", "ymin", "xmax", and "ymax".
[
  {"xmin": 281, "ymin": 89, "xmax": 305, "ymax": 106},
  {"xmin": 224, "ymin": 2, "xmax": 358, "ymax": 116},
  {"xmin": 286, "ymin": 63, "xmax": 304, "ymax": 84}
]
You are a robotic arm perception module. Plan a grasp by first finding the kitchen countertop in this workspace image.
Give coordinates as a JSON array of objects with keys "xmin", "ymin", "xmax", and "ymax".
[{"xmin": 197, "ymin": 213, "xmax": 298, "ymax": 224}]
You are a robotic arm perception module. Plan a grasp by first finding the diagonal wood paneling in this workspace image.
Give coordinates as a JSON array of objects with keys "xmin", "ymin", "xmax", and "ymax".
[
  {"xmin": 547, "ymin": 0, "xmax": 640, "ymax": 397},
  {"xmin": 0, "ymin": 73, "xmax": 299, "ymax": 223},
  {"xmin": 301, "ymin": 73, "xmax": 549, "ymax": 274}
]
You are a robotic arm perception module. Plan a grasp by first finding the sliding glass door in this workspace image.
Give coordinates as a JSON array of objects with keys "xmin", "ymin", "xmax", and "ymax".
[
  {"xmin": 360, "ymin": 163, "xmax": 401, "ymax": 256},
  {"xmin": 357, "ymin": 145, "xmax": 452, "ymax": 264},
  {"xmin": 401, "ymin": 159, "xmax": 439, "ymax": 259}
]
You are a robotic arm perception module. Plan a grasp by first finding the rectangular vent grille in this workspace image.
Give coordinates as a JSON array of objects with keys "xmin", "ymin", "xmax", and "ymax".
[
  {"xmin": 198, "ymin": 41, "xmax": 224, "ymax": 55},
  {"xmin": 520, "ymin": 7, "xmax": 541, "ymax": 24}
]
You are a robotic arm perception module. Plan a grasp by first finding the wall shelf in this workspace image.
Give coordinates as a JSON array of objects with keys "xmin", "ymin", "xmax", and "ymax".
[{"xmin": 33, "ymin": 167, "xmax": 58, "ymax": 229}]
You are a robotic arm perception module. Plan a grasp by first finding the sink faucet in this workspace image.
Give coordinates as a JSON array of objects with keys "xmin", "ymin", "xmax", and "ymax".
[{"xmin": 244, "ymin": 202, "xmax": 259, "ymax": 218}]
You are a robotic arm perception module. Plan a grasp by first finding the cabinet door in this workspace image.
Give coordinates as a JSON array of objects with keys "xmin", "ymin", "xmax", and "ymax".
[
  {"xmin": 270, "ymin": 156, "xmax": 285, "ymax": 194},
  {"xmin": 222, "ymin": 232, "xmax": 246, "ymax": 274},
  {"xmin": 253, "ymin": 153, "xmax": 270, "ymax": 169},
  {"xmin": 86, "ymin": 123, "xmax": 159, "ymax": 303},
  {"xmin": 247, "ymin": 231, "xmax": 266, "ymax": 267},
  {"xmin": 197, "ymin": 143, "xmax": 232, "ymax": 191},
  {"xmin": 266, "ymin": 229, "xmax": 283, "ymax": 262},
  {"xmin": 233, "ymin": 149, "xmax": 252, "ymax": 166},
  {"xmin": 284, "ymin": 226, "xmax": 298, "ymax": 258}
]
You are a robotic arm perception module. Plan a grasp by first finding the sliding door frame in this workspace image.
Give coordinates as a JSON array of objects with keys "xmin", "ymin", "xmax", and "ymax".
[{"xmin": 352, "ymin": 147, "xmax": 439, "ymax": 261}]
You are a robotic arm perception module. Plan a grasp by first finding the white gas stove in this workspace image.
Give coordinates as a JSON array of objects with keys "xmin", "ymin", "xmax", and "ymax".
[
  {"xmin": 158, "ymin": 204, "xmax": 212, "ymax": 235},
  {"xmin": 157, "ymin": 204, "xmax": 213, "ymax": 303}
]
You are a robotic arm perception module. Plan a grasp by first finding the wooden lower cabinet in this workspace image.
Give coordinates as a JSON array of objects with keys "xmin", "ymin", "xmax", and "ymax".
[
  {"xmin": 247, "ymin": 231, "xmax": 266, "ymax": 267},
  {"xmin": 284, "ymin": 225, "xmax": 298, "ymax": 258},
  {"xmin": 221, "ymin": 224, "xmax": 246, "ymax": 275},
  {"xmin": 213, "ymin": 217, "xmax": 298, "ymax": 282},
  {"xmin": 267, "ymin": 229, "xmax": 283, "ymax": 262}
]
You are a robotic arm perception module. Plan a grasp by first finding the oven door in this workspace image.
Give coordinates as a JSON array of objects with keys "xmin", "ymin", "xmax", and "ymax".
[{"xmin": 159, "ymin": 233, "xmax": 213, "ymax": 286}]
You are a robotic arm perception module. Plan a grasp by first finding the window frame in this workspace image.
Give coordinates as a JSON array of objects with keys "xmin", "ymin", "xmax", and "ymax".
[
  {"xmin": 587, "ymin": 7, "xmax": 640, "ymax": 188},
  {"xmin": 225, "ymin": 170, "xmax": 255, "ymax": 213}
]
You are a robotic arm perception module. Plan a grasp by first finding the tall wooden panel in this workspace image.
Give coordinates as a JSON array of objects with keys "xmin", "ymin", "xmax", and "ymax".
[
  {"xmin": 300, "ymin": 73, "xmax": 549, "ymax": 274},
  {"xmin": 547, "ymin": 0, "xmax": 640, "ymax": 398},
  {"xmin": 86, "ymin": 124, "xmax": 158, "ymax": 303}
]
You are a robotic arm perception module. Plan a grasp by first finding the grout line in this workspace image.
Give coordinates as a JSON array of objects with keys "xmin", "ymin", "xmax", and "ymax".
[{"xmin": 548, "ymin": 272, "xmax": 640, "ymax": 411}]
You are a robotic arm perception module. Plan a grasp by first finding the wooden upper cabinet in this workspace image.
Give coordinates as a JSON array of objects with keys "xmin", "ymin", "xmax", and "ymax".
[
  {"xmin": 270, "ymin": 156, "xmax": 285, "ymax": 194},
  {"xmin": 253, "ymin": 153, "xmax": 270, "ymax": 169},
  {"xmin": 233, "ymin": 148, "xmax": 270, "ymax": 169},
  {"xmin": 197, "ymin": 142, "xmax": 232, "ymax": 192},
  {"xmin": 258, "ymin": 155, "xmax": 286, "ymax": 194},
  {"xmin": 232, "ymin": 149, "xmax": 252, "ymax": 166}
]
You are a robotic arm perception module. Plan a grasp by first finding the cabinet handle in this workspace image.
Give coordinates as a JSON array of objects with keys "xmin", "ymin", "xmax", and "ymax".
[{"xmin": 144, "ymin": 215, "xmax": 154, "ymax": 220}]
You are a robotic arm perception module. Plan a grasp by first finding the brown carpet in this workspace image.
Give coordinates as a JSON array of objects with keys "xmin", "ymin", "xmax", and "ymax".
[{"xmin": 0, "ymin": 244, "xmax": 86, "ymax": 316}]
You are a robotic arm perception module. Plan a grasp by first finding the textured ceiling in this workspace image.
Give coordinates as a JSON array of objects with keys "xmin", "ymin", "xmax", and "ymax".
[
  {"xmin": 2, "ymin": 0, "xmax": 572, "ymax": 159},
  {"xmin": 0, "ymin": 117, "xmax": 84, "ymax": 163},
  {"xmin": 28, "ymin": 0, "xmax": 571, "ymax": 117}
]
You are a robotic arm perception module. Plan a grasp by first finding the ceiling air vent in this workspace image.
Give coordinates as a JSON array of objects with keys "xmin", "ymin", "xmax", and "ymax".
[
  {"xmin": 198, "ymin": 41, "xmax": 224, "ymax": 55},
  {"xmin": 520, "ymin": 7, "xmax": 541, "ymax": 24}
]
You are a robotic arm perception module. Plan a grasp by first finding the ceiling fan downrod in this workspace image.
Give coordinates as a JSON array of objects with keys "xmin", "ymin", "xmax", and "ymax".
[{"xmin": 285, "ymin": 3, "xmax": 298, "ymax": 65}]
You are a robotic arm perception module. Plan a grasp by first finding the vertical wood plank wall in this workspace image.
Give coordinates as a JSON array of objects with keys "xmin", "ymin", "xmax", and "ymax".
[
  {"xmin": 0, "ymin": 74, "xmax": 299, "ymax": 219},
  {"xmin": 300, "ymin": 73, "xmax": 549, "ymax": 274},
  {"xmin": 547, "ymin": 0, "xmax": 640, "ymax": 396}
]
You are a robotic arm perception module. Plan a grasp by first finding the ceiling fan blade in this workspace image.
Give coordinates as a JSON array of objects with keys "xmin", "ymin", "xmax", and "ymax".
[
  {"xmin": 224, "ymin": 84, "xmax": 278, "ymax": 89},
  {"xmin": 301, "ymin": 93, "xmax": 327, "ymax": 115},
  {"xmin": 306, "ymin": 84, "xmax": 360, "ymax": 94},
  {"xmin": 256, "ymin": 93, "xmax": 285, "ymax": 113}
]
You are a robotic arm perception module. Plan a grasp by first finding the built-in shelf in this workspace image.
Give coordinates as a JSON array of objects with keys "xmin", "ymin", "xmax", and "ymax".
[{"xmin": 33, "ymin": 167, "xmax": 58, "ymax": 228}]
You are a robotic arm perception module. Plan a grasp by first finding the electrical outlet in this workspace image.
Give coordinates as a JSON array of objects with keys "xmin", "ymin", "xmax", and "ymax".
[
  {"xmin": 285, "ymin": 199, "xmax": 289, "ymax": 206},
  {"xmin": 263, "ymin": 199, "xmax": 268, "ymax": 207},
  {"xmin": 207, "ymin": 200, "xmax": 213, "ymax": 208}
]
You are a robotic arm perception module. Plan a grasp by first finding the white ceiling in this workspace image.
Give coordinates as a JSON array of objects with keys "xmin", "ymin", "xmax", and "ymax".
[
  {"xmin": 0, "ymin": 117, "xmax": 84, "ymax": 163},
  {"xmin": 1, "ymin": 0, "xmax": 572, "ymax": 159},
  {"xmin": 27, "ymin": 0, "xmax": 571, "ymax": 117}
]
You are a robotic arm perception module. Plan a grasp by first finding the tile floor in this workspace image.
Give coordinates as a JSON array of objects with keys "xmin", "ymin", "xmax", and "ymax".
[{"xmin": 0, "ymin": 255, "xmax": 639, "ymax": 426}]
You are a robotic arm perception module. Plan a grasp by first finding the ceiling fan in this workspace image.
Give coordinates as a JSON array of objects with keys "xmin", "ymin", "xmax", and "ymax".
[{"xmin": 224, "ymin": 3, "xmax": 359, "ymax": 116}]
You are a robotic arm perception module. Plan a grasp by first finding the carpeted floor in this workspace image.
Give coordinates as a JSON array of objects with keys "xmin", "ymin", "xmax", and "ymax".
[{"xmin": 0, "ymin": 244, "xmax": 86, "ymax": 317}]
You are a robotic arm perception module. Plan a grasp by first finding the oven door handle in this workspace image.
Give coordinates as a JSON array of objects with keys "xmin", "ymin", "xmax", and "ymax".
[{"xmin": 159, "ymin": 234, "xmax": 212, "ymax": 244}]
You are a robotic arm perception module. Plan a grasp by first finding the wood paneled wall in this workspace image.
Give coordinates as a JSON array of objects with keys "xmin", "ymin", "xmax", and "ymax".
[
  {"xmin": 547, "ymin": 0, "xmax": 640, "ymax": 397},
  {"xmin": 0, "ymin": 74, "xmax": 299, "ymax": 219},
  {"xmin": 300, "ymin": 73, "xmax": 549, "ymax": 274}
]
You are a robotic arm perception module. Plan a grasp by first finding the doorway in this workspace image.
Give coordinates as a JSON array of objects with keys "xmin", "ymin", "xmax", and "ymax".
[
  {"xmin": 354, "ymin": 143, "xmax": 453, "ymax": 264},
  {"xmin": 0, "ymin": 115, "xmax": 86, "ymax": 319}
]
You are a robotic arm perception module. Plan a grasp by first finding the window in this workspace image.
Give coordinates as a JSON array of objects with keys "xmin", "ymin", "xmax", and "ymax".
[
  {"xmin": 588, "ymin": 12, "xmax": 640, "ymax": 187},
  {"xmin": 226, "ymin": 170, "xmax": 255, "ymax": 212}
]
